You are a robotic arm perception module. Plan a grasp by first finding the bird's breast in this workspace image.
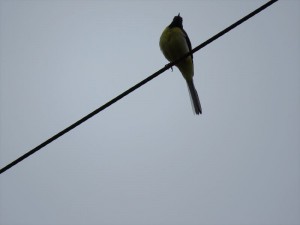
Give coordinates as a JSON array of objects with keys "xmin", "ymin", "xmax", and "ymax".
[
  {"xmin": 160, "ymin": 28, "xmax": 190, "ymax": 61},
  {"xmin": 159, "ymin": 27, "xmax": 194, "ymax": 79}
]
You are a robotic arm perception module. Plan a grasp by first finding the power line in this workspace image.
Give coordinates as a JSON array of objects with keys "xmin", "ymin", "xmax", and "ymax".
[{"xmin": 0, "ymin": 0, "xmax": 278, "ymax": 174}]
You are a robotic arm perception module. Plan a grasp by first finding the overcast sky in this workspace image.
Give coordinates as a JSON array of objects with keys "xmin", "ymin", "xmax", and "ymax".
[{"xmin": 0, "ymin": 0, "xmax": 299, "ymax": 225}]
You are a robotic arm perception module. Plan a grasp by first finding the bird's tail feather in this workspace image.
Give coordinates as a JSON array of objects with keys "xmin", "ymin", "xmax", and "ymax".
[{"xmin": 186, "ymin": 80, "xmax": 202, "ymax": 115}]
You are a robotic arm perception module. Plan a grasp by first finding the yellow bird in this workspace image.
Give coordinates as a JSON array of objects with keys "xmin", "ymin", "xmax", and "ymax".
[{"xmin": 159, "ymin": 14, "xmax": 202, "ymax": 115}]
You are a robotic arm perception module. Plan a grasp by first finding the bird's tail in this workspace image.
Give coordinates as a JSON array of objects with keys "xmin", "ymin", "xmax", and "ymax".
[{"xmin": 186, "ymin": 79, "xmax": 202, "ymax": 115}]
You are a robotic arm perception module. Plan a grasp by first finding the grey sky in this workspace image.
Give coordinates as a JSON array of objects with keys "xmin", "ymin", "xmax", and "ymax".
[{"xmin": 0, "ymin": 0, "xmax": 299, "ymax": 225}]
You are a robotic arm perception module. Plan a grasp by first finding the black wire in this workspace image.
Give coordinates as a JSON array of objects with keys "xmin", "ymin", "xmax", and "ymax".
[{"xmin": 0, "ymin": 0, "xmax": 278, "ymax": 175}]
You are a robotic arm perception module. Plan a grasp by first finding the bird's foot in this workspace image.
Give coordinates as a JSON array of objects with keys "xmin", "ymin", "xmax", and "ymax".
[{"xmin": 164, "ymin": 63, "xmax": 173, "ymax": 72}]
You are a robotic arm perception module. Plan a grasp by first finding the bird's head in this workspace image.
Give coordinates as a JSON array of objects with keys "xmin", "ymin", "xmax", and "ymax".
[{"xmin": 169, "ymin": 13, "xmax": 183, "ymax": 28}]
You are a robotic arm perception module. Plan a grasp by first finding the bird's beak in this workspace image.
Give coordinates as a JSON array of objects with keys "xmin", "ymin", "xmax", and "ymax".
[{"xmin": 178, "ymin": 13, "xmax": 180, "ymax": 16}]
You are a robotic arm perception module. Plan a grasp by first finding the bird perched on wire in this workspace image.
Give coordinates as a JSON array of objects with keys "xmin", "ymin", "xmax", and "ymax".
[{"xmin": 159, "ymin": 13, "xmax": 202, "ymax": 115}]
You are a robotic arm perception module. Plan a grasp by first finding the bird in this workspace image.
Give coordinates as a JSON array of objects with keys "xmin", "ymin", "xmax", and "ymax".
[{"xmin": 159, "ymin": 13, "xmax": 202, "ymax": 115}]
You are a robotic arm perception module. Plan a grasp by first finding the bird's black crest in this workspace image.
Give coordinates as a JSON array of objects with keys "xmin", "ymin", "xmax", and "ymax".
[{"xmin": 168, "ymin": 14, "xmax": 183, "ymax": 29}]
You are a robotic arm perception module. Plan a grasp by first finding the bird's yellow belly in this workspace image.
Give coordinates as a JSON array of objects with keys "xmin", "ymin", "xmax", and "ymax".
[{"xmin": 159, "ymin": 27, "xmax": 194, "ymax": 79}]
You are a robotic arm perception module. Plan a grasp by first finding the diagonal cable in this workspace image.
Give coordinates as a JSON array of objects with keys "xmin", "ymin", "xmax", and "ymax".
[{"xmin": 0, "ymin": 0, "xmax": 278, "ymax": 174}]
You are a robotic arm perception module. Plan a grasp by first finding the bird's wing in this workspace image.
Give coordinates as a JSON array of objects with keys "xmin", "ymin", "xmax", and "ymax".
[{"xmin": 182, "ymin": 28, "xmax": 193, "ymax": 60}]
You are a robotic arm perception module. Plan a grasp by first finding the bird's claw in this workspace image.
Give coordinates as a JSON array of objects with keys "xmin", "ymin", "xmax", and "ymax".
[{"xmin": 165, "ymin": 63, "xmax": 173, "ymax": 72}]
